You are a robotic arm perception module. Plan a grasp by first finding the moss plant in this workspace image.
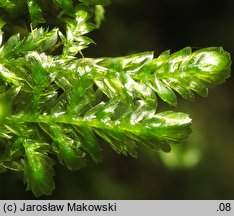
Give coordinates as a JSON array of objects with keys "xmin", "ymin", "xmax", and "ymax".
[{"xmin": 0, "ymin": 0, "xmax": 231, "ymax": 197}]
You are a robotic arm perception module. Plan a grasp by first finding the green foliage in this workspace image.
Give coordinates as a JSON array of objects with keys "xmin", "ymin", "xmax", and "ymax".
[
  {"xmin": 0, "ymin": 1, "xmax": 231, "ymax": 197},
  {"xmin": 62, "ymin": 9, "xmax": 96, "ymax": 56},
  {"xmin": 79, "ymin": 0, "xmax": 111, "ymax": 6}
]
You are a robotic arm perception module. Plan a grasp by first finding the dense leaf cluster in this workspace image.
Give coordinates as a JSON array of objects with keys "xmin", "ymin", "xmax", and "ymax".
[
  {"xmin": 0, "ymin": 0, "xmax": 109, "ymax": 27},
  {"xmin": 0, "ymin": 0, "xmax": 231, "ymax": 196}
]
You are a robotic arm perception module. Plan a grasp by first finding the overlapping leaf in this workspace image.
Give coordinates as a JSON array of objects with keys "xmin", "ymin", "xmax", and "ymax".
[
  {"xmin": 55, "ymin": 0, "xmax": 75, "ymax": 16},
  {"xmin": 62, "ymin": 9, "xmax": 96, "ymax": 56},
  {"xmin": 23, "ymin": 140, "xmax": 55, "ymax": 197},
  {"xmin": 0, "ymin": 3, "xmax": 231, "ymax": 197},
  {"xmin": 0, "ymin": 0, "xmax": 106, "ymax": 31}
]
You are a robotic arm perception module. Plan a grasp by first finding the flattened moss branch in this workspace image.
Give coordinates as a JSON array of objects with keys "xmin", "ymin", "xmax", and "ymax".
[{"xmin": 0, "ymin": 0, "xmax": 231, "ymax": 196}]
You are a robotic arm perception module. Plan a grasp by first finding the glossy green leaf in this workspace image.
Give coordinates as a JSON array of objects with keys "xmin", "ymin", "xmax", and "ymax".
[
  {"xmin": 10, "ymin": 138, "xmax": 24, "ymax": 158},
  {"xmin": 77, "ymin": 126, "xmax": 102, "ymax": 163},
  {"xmin": 23, "ymin": 140, "xmax": 55, "ymax": 197},
  {"xmin": 154, "ymin": 78, "xmax": 177, "ymax": 106},
  {"xmin": 0, "ymin": 28, "xmax": 58, "ymax": 58},
  {"xmin": 27, "ymin": 0, "xmax": 45, "ymax": 27},
  {"xmin": 63, "ymin": 9, "xmax": 96, "ymax": 56},
  {"xmin": 163, "ymin": 78, "xmax": 195, "ymax": 101},
  {"xmin": 46, "ymin": 124, "xmax": 86, "ymax": 171},
  {"xmin": 0, "ymin": 64, "xmax": 22, "ymax": 85},
  {"xmin": 142, "ymin": 111, "xmax": 192, "ymax": 142},
  {"xmin": 55, "ymin": 0, "xmax": 74, "ymax": 16},
  {"xmin": 95, "ymin": 129, "xmax": 138, "ymax": 157},
  {"xmin": 0, "ymin": 15, "xmax": 231, "ymax": 197},
  {"xmin": 182, "ymin": 47, "xmax": 231, "ymax": 85}
]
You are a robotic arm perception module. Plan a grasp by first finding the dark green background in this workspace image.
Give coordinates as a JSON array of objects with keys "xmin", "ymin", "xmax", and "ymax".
[{"xmin": 0, "ymin": 0, "xmax": 234, "ymax": 199}]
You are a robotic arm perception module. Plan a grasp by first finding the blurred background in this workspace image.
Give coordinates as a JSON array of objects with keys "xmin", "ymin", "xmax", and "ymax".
[{"xmin": 0, "ymin": 0, "xmax": 234, "ymax": 199}]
